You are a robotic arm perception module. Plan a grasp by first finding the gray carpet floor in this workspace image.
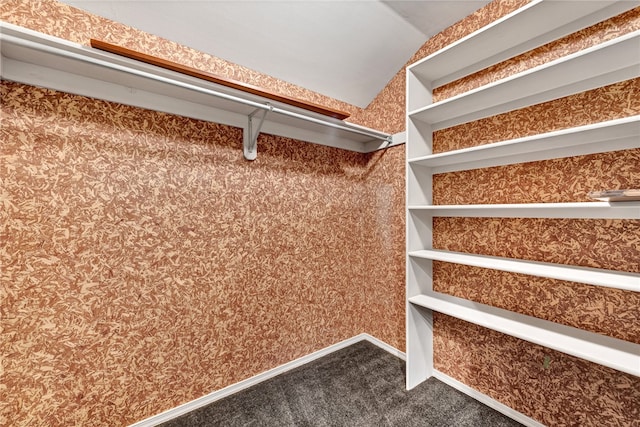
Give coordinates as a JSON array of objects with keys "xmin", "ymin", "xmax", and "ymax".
[{"xmin": 160, "ymin": 340, "xmax": 524, "ymax": 426}]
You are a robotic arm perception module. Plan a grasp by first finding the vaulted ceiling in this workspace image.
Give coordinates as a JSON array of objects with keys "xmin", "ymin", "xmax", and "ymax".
[{"xmin": 60, "ymin": 1, "xmax": 490, "ymax": 107}]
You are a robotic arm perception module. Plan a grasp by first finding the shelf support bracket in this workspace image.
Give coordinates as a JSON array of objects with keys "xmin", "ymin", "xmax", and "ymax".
[{"xmin": 244, "ymin": 104, "xmax": 272, "ymax": 161}]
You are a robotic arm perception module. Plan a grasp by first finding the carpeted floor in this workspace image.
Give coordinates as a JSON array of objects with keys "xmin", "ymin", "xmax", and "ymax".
[{"xmin": 160, "ymin": 340, "xmax": 524, "ymax": 426}]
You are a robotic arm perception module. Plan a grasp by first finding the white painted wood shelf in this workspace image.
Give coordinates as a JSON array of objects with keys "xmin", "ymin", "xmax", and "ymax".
[
  {"xmin": 408, "ymin": 115, "xmax": 640, "ymax": 173},
  {"xmin": 408, "ymin": 30, "xmax": 640, "ymax": 131},
  {"xmin": 405, "ymin": 1, "xmax": 640, "ymax": 398},
  {"xmin": 408, "ymin": 201, "xmax": 640, "ymax": 219},
  {"xmin": 409, "ymin": 249, "xmax": 640, "ymax": 292},
  {"xmin": 406, "ymin": 0, "xmax": 637, "ymax": 100},
  {"xmin": 0, "ymin": 22, "xmax": 396, "ymax": 156},
  {"xmin": 409, "ymin": 292, "xmax": 640, "ymax": 377}
]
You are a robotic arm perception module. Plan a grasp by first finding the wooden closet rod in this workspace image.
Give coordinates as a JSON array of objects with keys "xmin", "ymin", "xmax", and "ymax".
[{"xmin": 90, "ymin": 39, "xmax": 351, "ymax": 120}]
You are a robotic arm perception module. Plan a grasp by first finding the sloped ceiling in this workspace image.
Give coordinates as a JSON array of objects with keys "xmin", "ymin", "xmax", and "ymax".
[{"xmin": 60, "ymin": 0, "xmax": 490, "ymax": 108}]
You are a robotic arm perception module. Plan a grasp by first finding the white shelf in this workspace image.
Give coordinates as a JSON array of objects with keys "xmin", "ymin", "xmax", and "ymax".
[
  {"xmin": 407, "ymin": 0, "xmax": 637, "ymax": 96},
  {"xmin": 408, "ymin": 116, "xmax": 640, "ymax": 172},
  {"xmin": 408, "ymin": 249, "xmax": 640, "ymax": 292},
  {"xmin": 408, "ymin": 202, "xmax": 640, "ymax": 219},
  {"xmin": 0, "ymin": 22, "xmax": 392, "ymax": 155},
  {"xmin": 408, "ymin": 30, "xmax": 640, "ymax": 130},
  {"xmin": 409, "ymin": 292, "xmax": 640, "ymax": 377}
]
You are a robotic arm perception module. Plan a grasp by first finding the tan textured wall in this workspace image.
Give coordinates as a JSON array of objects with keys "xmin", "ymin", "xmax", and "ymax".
[
  {"xmin": 433, "ymin": 315, "xmax": 640, "ymax": 426},
  {"xmin": 0, "ymin": 81, "xmax": 403, "ymax": 426}
]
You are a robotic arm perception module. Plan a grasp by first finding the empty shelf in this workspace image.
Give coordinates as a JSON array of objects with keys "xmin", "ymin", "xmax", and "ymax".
[
  {"xmin": 407, "ymin": 202, "xmax": 640, "ymax": 220},
  {"xmin": 408, "ymin": 249, "xmax": 640, "ymax": 292},
  {"xmin": 409, "ymin": 292, "xmax": 640, "ymax": 377},
  {"xmin": 408, "ymin": 31, "xmax": 640, "ymax": 130},
  {"xmin": 407, "ymin": 116, "xmax": 640, "ymax": 172}
]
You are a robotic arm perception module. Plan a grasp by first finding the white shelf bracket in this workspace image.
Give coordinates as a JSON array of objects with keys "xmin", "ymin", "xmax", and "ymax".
[{"xmin": 244, "ymin": 104, "xmax": 272, "ymax": 161}]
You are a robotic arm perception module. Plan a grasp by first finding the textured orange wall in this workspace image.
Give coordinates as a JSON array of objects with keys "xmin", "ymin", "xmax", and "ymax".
[
  {"xmin": 0, "ymin": 81, "xmax": 403, "ymax": 426},
  {"xmin": 433, "ymin": 315, "xmax": 640, "ymax": 426}
]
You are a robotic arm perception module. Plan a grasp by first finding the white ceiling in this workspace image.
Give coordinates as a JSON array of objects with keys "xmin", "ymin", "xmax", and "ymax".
[{"xmin": 61, "ymin": 0, "xmax": 490, "ymax": 108}]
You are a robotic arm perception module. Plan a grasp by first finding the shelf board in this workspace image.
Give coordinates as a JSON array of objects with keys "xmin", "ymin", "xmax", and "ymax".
[
  {"xmin": 408, "ymin": 31, "xmax": 640, "ymax": 130},
  {"xmin": 407, "ymin": 116, "xmax": 640, "ymax": 172},
  {"xmin": 407, "ymin": 0, "xmax": 637, "ymax": 90},
  {"xmin": 408, "ymin": 249, "xmax": 640, "ymax": 292},
  {"xmin": 408, "ymin": 201, "xmax": 640, "ymax": 219},
  {"xmin": 0, "ymin": 22, "xmax": 390, "ymax": 154},
  {"xmin": 409, "ymin": 292, "xmax": 640, "ymax": 377}
]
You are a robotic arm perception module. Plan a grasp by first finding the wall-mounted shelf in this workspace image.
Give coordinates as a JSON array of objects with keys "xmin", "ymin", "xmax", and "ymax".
[
  {"xmin": 409, "ymin": 292, "xmax": 640, "ymax": 377},
  {"xmin": 408, "ymin": 202, "xmax": 640, "ymax": 219},
  {"xmin": 408, "ymin": 115, "xmax": 640, "ymax": 173},
  {"xmin": 405, "ymin": 1, "xmax": 640, "ymax": 397},
  {"xmin": 89, "ymin": 38, "xmax": 352, "ymax": 121},
  {"xmin": 408, "ymin": 30, "xmax": 640, "ymax": 131},
  {"xmin": 0, "ymin": 22, "xmax": 398, "ymax": 159},
  {"xmin": 408, "ymin": 249, "xmax": 640, "ymax": 292},
  {"xmin": 406, "ymin": 0, "xmax": 637, "ymax": 102}
]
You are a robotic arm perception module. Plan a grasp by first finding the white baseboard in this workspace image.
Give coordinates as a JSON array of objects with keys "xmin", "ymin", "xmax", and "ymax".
[
  {"xmin": 129, "ymin": 333, "xmax": 541, "ymax": 427},
  {"xmin": 432, "ymin": 370, "xmax": 545, "ymax": 427},
  {"xmin": 361, "ymin": 333, "xmax": 407, "ymax": 361},
  {"xmin": 129, "ymin": 333, "xmax": 382, "ymax": 426},
  {"xmin": 348, "ymin": 335, "xmax": 544, "ymax": 427}
]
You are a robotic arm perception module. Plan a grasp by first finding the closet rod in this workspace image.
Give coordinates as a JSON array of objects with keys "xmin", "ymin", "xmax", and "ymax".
[
  {"xmin": 86, "ymin": 39, "xmax": 392, "ymax": 143},
  {"xmin": 5, "ymin": 32, "xmax": 392, "ymax": 145},
  {"xmin": 91, "ymin": 39, "xmax": 351, "ymax": 120}
]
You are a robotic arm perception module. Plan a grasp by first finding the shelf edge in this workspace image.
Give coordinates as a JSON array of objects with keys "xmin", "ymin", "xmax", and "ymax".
[
  {"xmin": 408, "ymin": 249, "xmax": 640, "ymax": 292},
  {"xmin": 409, "ymin": 292, "xmax": 640, "ymax": 377},
  {"xmin": 406, "ymin": 202, "xmax": 640, "ymax": 219}
]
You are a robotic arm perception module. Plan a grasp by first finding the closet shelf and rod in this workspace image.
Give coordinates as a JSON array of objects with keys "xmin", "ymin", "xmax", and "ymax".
[{"xmin": 0, "ymin": 22, "xmax": 397, "ymax": 159}]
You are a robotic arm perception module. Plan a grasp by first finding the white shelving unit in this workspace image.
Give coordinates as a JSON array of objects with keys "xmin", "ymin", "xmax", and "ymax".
[
  {"xmin": 0, "ymin": 22, "xmax": 398, "ymax": 158},
  {"xmin": 405, "ymin": 0, "xmax": 640, "ymax": 393}
]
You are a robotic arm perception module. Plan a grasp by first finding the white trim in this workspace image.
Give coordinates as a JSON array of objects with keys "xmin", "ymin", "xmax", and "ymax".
[
  {"xmin": 361, "ymin": 333, "xmax": 407, "ymax": 361},
  {"xmin": 129, "ymin": 333, "xmax": 541, "ymax": 427},
  {"xmin": 432, "ymin": 370, "xmax": 545, "ymax": 427},
  {"xmin": 408, "ymin": 201, "xmax": 640, "ymax": 220},
  {"xmin": 129, "ymin": 334, "xmax": 392, "ymax": 426}
]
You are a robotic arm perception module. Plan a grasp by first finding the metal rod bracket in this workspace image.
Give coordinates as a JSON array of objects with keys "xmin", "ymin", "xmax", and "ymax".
[{"xmin": 244, "ymin": 104, "xmax": 272, "ymax": 160}]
